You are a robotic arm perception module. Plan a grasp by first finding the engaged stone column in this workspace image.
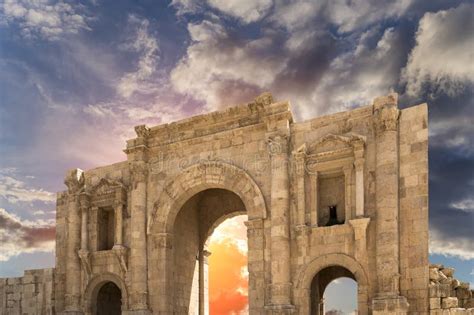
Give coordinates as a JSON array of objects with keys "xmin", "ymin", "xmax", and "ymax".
[
  {"xmin": 344, "ymin": 165, "xmax": 353, "ymax": 222},
  {"xmin": 63, "ymin": 169, "xmax": 84, "ymax": 314},
  {"xmin": 372, "ymin": 94, "xmax": 408, "ymax": 314},
  {"xmin": 199, "ymin": 249, "xmax": 211, "ymax": 315},
  {"xmin": 309, "ymin": 172, "xmax": 318, "ymax": 226},
  {"xmin": 354, "ymin": 141, "xmax": 365, "ymax": 217},
  {"xmin": 266, "ymin": 134, "xmax": 295, "ymax": 313},
  {"xmin": 129, "ymin": 160, "xmax": 150, "ymax": 313},
  {"xmin": 114, "ymin": 200, "xmax": 123, "ymax": 246},
  {"xmin": 79, "ymin": 192, "xmax": 90, "ymax": 251}
]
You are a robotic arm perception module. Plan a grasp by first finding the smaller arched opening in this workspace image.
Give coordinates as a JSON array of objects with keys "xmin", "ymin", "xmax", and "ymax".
[
  {"xmin": 95, "ymin": 282, "xmax": 121, "ymax": 315},
  {"xmin": 295, "ymin": 254, "xmax": 369, "ymax": 315},
  {"xmin": 84, "ymin": 273, "xmax": 128, "ymax": 315},
  {"xmin": 310, "ymin": 266, "xmax": 356, "ymax": 314}
]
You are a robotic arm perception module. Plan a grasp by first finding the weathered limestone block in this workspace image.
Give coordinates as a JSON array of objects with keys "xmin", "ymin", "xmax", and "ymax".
[{"xmin": 443, "ymin": 297, "xmax": 459, "ymax": 309}]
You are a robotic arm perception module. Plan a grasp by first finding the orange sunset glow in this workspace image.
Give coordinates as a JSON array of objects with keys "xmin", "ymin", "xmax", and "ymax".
[{"xmin": 208, "ymin": 215, "xmax": 249, "ymax": 315}]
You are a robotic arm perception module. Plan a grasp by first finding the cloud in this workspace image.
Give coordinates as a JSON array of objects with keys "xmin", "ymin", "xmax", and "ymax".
[
  {"xmin": 117, "ymin": 15, "xmax": 160, "ymax": 99},
  {"xmin": 0, "ymin": 168, "xmax": 55, "ymax": 204},
  {"xmin": 170, "ymin": 20, "xmax": 285, "ymax": 110},
  {"xmin": 402, "ymin": 3, "xmax": 474, "ymax": 97},
  {"xmin": 207, "ymin": 0, "xmax": 272, "ymax": 24},
  {"xmin": 1, "ymin": 0, "xmax": 91, "ymax": 40},
  {"xmin": 430, "ymin": 229, "xmax": 474, "ymax": 260},
  {"xmin": 0, "ymin": 208, "xmax": 55, "ymax": 261},
  {"xmin": 450, "ymin": 198, "xmax": 474, "ymax": 213}
]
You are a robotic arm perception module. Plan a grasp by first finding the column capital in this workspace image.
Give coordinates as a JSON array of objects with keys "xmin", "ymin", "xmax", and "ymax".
[
  {"xmin": 354, "ymin": 157, "xmax": 365, "ymax": 169},
  {"xmin": 64, "ymin": 168, "xmax": 84, "ymax": 194},
  {"xmin": 154, "ymin": 232, "xmax": 173, "ymax": 249},
  {"xmin": 373, "ymin": 94, "xmax": 400, "ymax": 134},
  {"xmin": 130, "ymin": 161, "xmax": 149, "ymax": 185},
  {"xmin": 78, "ymin": 192, "xmax": 90, "ymax": 212},
  {"xmin": 266, "ymin": 133, "xmax": 289, "ymax": 155}
]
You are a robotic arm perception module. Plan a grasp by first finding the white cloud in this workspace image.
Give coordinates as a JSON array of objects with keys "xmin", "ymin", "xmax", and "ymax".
[
  {"xmin": 430, "ymin": 229, "xmax": 474, "ymax": 260},
  {"xmin": 208, "ymin": 215, "xmax": 248, "ymax": 254},
  {"xmin": 325, "ymin": 0, "xmax": 412, "ymax": 33},
  {"xmin": 0, "ymin": 168, "xmax": 55, "ymax": 204},
  {"xmin": 0, "ymin": 208, "xmax": 55, "ymax": 261},
  {"xmin": 170, "ymin": 0, "xmax": 201, "ymax": 16},
  {"xmin": 451, "ymin": 198, "xmax": 474, "ymax": 213},
  {"xmin": 171, "ymin": 20, "xmax": 285, "ymax": 110},
  {"xmin": 1, "ymin": 0, "xmax": 91, "ymax": 40},
  {"xmin": 402, "ymin": 3, "xmax": 474, "ymax": 97},
  {"xmin": 207, "ymin": 0, "xmax": 272, "ymax": 24},
  {"xmin": 117, "ymin": 15, "xmax": 160, "ymax": 99}
]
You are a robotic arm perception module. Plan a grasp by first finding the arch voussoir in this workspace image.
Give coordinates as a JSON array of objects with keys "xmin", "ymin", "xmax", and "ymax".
[{"xmin": 149, "ymin": 161, "xmax": 267, "ymax": 235}]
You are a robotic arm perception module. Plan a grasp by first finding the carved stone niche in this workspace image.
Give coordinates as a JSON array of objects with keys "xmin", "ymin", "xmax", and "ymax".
[
  {"xmin": 87, "ymin": 178, "xmax": 128, "ymax": 252},
  {"xmin": 302, "ymin": 133, "xmax": 366, "ymax": 227}
]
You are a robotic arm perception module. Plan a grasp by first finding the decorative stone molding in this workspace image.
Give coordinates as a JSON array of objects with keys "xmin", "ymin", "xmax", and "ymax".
[
  {"xmin": 112, "ymin": 245, "xmax": 129, "ymax": 274},
  {"xmin": 130, "ymin": 161, "xmax": 149, "ymax": 186},
  {"xmin": 373, "ymin": 93, "xmax": 400, "ymax": 133},
  {"xmin": 135, "ymin": 124, "xmax": 150, "ymax": 138},
  {"xmin": 78, "ymin": 249, "xmax": 92, "ymax": 281},
  {"xmin": 254, "ymin": 92, "xmax": 273, "ymax": 106},
  {"xmin": 266, "ymin": 133, "xmax": 289, "ymax": 155},
  {"xmin": 64, "ymin": 168, "xmax": 84, "ymax": 193}
]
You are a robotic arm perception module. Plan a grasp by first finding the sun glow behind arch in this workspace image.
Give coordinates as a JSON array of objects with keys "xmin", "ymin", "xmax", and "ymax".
[{"xmin": 207, "ymin": 215, "xmax": 249, "ymax": 315}]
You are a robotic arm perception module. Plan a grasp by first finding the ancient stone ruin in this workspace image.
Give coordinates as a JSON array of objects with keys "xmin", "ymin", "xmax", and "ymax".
[{"xmin": 0, "ymin": 93, "xmax": 472, "ymax": 314}]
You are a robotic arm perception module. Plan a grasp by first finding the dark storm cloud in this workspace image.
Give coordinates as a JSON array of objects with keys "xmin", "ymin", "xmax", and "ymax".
[{"xmin": 0, "ymin": 208, "xmax": 55, "ymax": 261}]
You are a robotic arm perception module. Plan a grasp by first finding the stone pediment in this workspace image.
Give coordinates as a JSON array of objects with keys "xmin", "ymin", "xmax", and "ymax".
[
  {"xmin": 90, "ymin": 178, "xmax": 124, "ymax": 196},
  {"xmin": 307, "ymin": 133, "xmax": 365, "ymax": 156}
]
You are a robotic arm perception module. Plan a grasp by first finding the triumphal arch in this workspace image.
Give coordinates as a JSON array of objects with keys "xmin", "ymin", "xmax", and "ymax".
[
  {"xmin": 0, "ymin": 91, "xmax": 440, "ymax": 315},
  {"xmin": 46, "ymin": 92, "xmax": 432, "ymax": 315}
]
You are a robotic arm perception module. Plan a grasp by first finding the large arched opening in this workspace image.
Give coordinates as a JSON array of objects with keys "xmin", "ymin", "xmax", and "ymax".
[
  {"xmin": 173, "ymin": 188, "xmax": 247, "ymax": 314},
  {"xmin": 148, "ymin": 162, "xmax": 267, "ymax": 314}
]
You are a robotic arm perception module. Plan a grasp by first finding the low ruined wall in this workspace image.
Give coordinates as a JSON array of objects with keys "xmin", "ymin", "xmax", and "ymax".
[
  {"xmin": 430, "ymin": 264, "xmax": 474, "ymax": 314},
  {"xmin": 0, "ymin": 268, "xmax": 55, "ymax": 315}
]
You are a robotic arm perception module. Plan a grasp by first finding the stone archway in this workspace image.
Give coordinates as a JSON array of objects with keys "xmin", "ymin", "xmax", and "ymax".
[
  {"xmin": 83, "ymin": 273, "xmax": 128, "ymax": 315},
  {"xmin": 295, "ymin": 253, "xmax": 369, "ymax": 315},
  {"xmin": 148, "ymin": 162, "xmax": 268, "ymax": 314}
]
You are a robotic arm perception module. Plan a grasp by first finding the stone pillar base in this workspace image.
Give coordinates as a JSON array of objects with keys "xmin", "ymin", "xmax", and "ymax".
[
  {"xmin": 264, "ymin": 304, "xmax": 296, "ymax": 315},
  {"xmin": 372, "ymin": 295, "xmax": 409, "ymax": 315}
]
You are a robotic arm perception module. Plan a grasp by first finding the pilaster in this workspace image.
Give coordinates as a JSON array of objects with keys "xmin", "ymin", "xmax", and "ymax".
[
  {"xmin": 125, "ymin": 125, "xmax": 151, "ymax": 314},
  {"xmin": 372, "ymin": 93, "xmax": 408, "ymax": 313},
  {"xmin": 63, "ymin": 169, "xmax": 84, "ymax": 314},
  {"xmin": 265, "ymin": 133, "xmax": 295, "ymax": 313}
]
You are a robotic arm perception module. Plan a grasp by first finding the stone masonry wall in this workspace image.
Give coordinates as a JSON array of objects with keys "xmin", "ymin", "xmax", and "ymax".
[
  {"xmin": 0, "ymin": 268, "xmax": 55, "ymax": 315},
  {"xmin": 429, "ymin": 264, "xmax": 474, "ymax": 314}
]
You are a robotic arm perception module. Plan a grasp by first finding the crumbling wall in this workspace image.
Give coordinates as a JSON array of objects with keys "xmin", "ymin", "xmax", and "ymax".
[
  {"xmin": 429, "ymin": 264, "xmax": 474, "ymax": 314},
  {"xmin": 0, "ymin": 268, "xmax": 55, "ymax": 315}
]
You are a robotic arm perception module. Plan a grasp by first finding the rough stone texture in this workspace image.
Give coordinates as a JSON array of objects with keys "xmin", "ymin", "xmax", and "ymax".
[
  {"xmin": 0, "ymin": 269, "xmax": 54, "ymax": 315},
  {"xmin": 1, "ymin": 93, "xmax": 472, "ymax": 314}
]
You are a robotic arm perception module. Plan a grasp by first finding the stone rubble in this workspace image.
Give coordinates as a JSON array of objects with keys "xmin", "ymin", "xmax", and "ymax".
[{"xmin": 429, "ymin": 264, "xmax": 474, "ymax": 314}]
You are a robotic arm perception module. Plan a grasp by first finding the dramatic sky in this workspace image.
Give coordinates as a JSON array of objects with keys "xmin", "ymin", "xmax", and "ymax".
[{"xmin": 0, "ymin": 0, "xmax": 473, "ymax": 313}]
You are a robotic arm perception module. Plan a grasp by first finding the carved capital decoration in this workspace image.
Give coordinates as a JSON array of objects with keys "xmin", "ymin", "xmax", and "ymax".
[
  {"xmin": 78, "ymin": 192, "xmax": 90, "ymax": 212},
  {"xmin": 78, "ymin": 249, "xmax": 91, "ymax": 281},
  {"xmin": 130, "ymin": 161, "xmax": 149, "ymax": 185},
  {"xmin": 266, "ymin": 134, "xmax": 289, "ymax": 155},
  {"xmin": 373, "ymin": 99, "xmax": 399, "ymax": 133},
  {"xmin": 64, "ymin": 168, "xmax": 84, "ymax": 193},
  {"xmin": 254, "ymin": 92, "xmax": 273, "ymax": 106},
  {"xmin": 112, "ymin": 245, "xmax": 129, "ymax": 274},
  {"xmin": 134, "ymin": 124, "xmax": 150, "ymax": 138}
]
